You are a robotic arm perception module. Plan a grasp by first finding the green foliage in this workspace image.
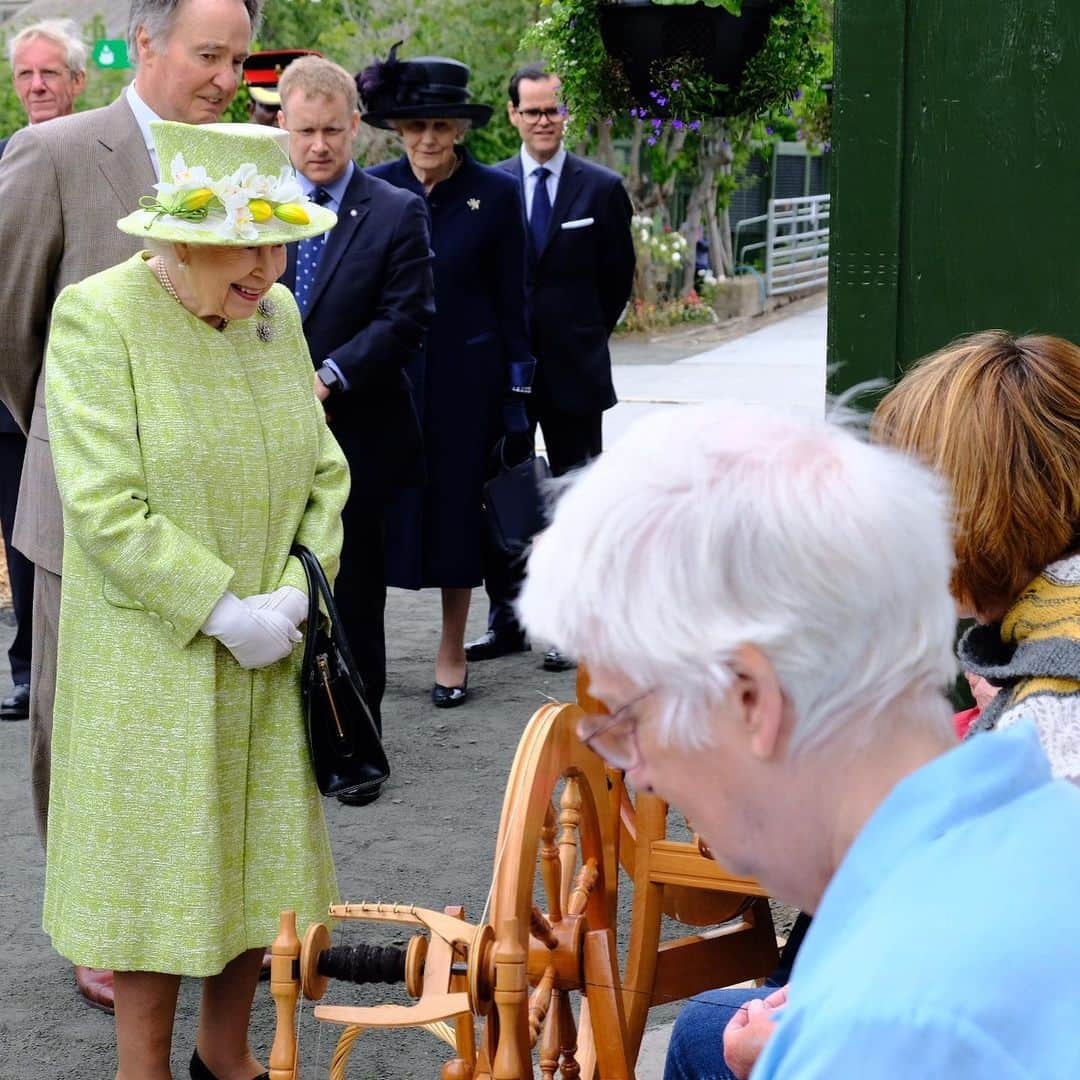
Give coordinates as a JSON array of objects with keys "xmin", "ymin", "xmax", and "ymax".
[
  {"xmin": 523, "ymin": 0, "xmax": 630, "ymax": 142},
  {"xmin": 525, "ymin": 0, "xmax": 828, "ymax": 141},
  {"xmin": 257, "ymin": 0, "xmax": 536, "ymax": 164}
]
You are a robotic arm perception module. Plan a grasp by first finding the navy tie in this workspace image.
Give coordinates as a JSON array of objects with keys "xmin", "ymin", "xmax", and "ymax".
[
  {"xmin": 294, "ymin": 187, "xmax": 332, "ymax": 315},
  {"xmin": 530, "ymin": 166, "xmax": 552, "ymax": 252}
]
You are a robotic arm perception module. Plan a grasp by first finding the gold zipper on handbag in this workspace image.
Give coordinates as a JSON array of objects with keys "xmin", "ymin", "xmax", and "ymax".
[{"xmin": 317, "ymin": 653, "xmax": 347, "ymax": 742}]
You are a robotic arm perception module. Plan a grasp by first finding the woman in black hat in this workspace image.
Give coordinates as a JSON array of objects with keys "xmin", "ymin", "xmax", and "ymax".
[{"xmin": 360, "ymin": 47, "xmax": 535, "ymax": 709}]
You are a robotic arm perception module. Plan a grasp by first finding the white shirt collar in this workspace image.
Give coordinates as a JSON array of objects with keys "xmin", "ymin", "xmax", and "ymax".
[
  {"xmin": 520, "ymin": 143, "xmax": 566, "ymax": 180},
  {"xmin": 125, "ymin": 83, "xmax": 163, "ymax": 176}
]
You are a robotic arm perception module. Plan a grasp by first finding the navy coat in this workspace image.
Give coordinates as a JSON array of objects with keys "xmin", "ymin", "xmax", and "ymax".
[
  {"xmin": 499, "ymin": 152, "xmax": 635, "ymax": 416},
  {"xmin": 369, "ymin": 150, "xmax": 533, "ymax": 589},
  {"xmin": 281, "ymin": 166, "xmax": 434, "ymax": 501}
]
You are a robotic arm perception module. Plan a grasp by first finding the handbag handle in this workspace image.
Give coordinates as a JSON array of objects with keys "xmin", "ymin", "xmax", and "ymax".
[{"xmin": 291, "ymin": 544, "xmax": 370, "ymax": 713}]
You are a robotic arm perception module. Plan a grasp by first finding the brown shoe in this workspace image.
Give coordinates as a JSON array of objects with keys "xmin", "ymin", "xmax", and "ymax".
[{"xmin": 74, "ymin": 964, "xmax": 115, "ymax": 1013}]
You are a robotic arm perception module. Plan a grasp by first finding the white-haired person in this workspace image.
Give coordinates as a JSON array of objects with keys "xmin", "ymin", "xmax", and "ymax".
[{"xmin": 517, "ymin": 401, "xmax": 1080, "ymax": 1078}]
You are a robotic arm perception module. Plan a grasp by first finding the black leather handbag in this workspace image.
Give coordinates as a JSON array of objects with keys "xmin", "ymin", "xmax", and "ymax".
[
  {"xmin": 292, "ymin": 544, "xmax": 390, "ymax": 798},
  {"xmin": 482, "ymin": 437, "xmax": 553, "ymax": 557}
]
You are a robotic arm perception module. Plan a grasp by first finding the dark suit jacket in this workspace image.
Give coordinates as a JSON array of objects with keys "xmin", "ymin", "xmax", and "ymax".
[
  {"xmin": 500, "ymin": 151, "xmax": 635, "ymax": 416},
  {"xmin": 283, "ymin": 165, "xmax": 435, "ymax": 499}
]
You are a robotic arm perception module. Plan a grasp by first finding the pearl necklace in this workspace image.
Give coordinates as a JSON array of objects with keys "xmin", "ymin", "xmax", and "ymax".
[{"xmin": 151, "ymin": 257, "xmax": 228, "ymax": 332}]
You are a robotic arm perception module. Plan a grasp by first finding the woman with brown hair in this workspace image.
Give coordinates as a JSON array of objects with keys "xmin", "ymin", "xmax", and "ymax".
[{"xmin": 873, "ymin": 329, "xmax": 1080, "ymax": 779}]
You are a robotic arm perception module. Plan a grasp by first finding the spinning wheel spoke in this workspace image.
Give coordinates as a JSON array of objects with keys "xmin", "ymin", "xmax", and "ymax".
[
  {"xmin": 541, "ymin": 804, "xmax": 563, "ymax": 924},
  {"xmin": 531, "ymin": 905, "xmax": 560, "ymax": 950},
  {"xmin": 539, "ymin": 991, "xmax": 561, "ymax": 1079},
  {"xmin": 528, "ymin": 965, "xmax": 556, "ymax": 1043},
  {"xmin": 557, "ymin": 990, "xmax": 581, "ymax": 1080},
  {"xmin": 567, "ymin": 859, "xmax": 598, "ymax": 919},
  {"xmin": 558, "ymin": 778, "xmax": 583, "ymax": 914}
]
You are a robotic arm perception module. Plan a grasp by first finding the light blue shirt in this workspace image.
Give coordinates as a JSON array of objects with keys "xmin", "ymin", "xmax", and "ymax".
[
  {"xmin": 298, "ymin": 162, "xmax": 354, "ymax": 387},
  {"xmin": 520, "ymin": 143, "xmax": 565, "ymax": 218},
  {"xmin": 753, "ymin": 720, "xmax": 1080, "ymax": 1079}
]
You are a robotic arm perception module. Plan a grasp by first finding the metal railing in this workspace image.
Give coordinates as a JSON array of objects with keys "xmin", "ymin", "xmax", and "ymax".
[{"xmin": 734, "ymin": 194, "xmax": 830, "ymax": 297}]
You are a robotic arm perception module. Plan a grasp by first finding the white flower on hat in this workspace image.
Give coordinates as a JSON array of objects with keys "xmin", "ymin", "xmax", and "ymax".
[
  {"xmin": 153, "ymin": 152, "xmax": 213, "ymax": 205},
  {"xmin": 267, "ymin": 167, "xmax": 304, "ymax": 205},
  {"xmin": 216, "ymin": 187, "xmax": 260, "ymax": 241}
]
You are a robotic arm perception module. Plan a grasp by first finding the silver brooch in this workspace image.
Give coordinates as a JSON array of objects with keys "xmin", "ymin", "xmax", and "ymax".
[
  {"xmin": 467, "ymin": 198, "xmax": 480, "ymax": 211},
  {"xmin": 256, "ymin": 297, "xmax": 275, "ymax": 342}
]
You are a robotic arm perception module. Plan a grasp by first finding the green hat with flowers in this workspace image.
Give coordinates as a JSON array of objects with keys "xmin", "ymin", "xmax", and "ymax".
[{"xmin": 117, "ymin": 121, "xmax": 336, "ymax": 246}]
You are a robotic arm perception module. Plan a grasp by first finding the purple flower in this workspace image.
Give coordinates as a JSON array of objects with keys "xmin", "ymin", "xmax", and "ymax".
[
  {"xmin": 689, "ymin": 120, "xmax": 701, "ymax": 131},
  {"xmin": 672, "ymin": 119, "xmax": 684, "ymax": 130},
  {"xmin": 649, "ymin": 90, "xmax": 659, "ymax": 99},
  {"xmin": 604, "ymin": 118, "xmax": 613, "ymax": 127},
  {"xmin": 784, "ymin": 107, "xmax": 793, "ymax": 117},
  {"xmin": 647, "ymin": 137, "xmax": 657, "ymax": 146},
  {"xmin": 652, "ymin": 117, "xmax": 662, "ymax": 128},
  {"xmin": 794, "ymin": 88, "xmax": 803, "ymax": 100},
  {"xmin": 766, "ymin": 126, "xmax": 774, "ymax": 135},
  {"xmin": 629, "ymin": 107, "xmax": 639, "ymax": 117},
  {"xmin": 656, "ymin": 95, "xmax": 668, "ymax": 107},
  {"xmin": 670, "ymin": 80, "xmax": 681, "ymax": 91}
]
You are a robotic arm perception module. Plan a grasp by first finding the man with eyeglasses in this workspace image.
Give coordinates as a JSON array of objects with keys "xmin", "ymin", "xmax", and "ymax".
[
  {"xmin": 517, "ymin": 401, "xmax": 1080, "ymax": 1079},
  {"xmin": 0, "ymin": 20, "xmax": 87, "ymax": 730},
  {"xmin": 467, "ymin": 64, "xmax": 635, "ymax": 673}
]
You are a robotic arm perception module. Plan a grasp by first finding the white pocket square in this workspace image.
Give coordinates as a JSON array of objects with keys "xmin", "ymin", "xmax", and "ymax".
[{"xmin": 561, "ymin": 217, "xmax": 595, "ymax": 230}]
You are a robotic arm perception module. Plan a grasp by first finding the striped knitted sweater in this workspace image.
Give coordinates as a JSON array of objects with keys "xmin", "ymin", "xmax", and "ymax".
[{"xmin": 957, "ymin": 552, "xmax": 1080, "ymax": 779}]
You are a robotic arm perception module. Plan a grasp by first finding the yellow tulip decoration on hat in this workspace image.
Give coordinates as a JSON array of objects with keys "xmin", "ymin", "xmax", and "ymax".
[{"xmin": 118, "ymin": 121, "xmax": 336, "ymax": 246}]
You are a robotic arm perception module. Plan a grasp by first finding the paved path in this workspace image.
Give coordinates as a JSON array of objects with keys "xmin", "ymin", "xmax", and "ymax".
[{"xmin": 606, "ymin": 297, "xmax": 827, "ymax": 447}]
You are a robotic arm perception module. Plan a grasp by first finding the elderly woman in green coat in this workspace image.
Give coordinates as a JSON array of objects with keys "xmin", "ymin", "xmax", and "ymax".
[{"xmin": 42, "ymin": 122, "xmax": 348, "ymax": 1080}]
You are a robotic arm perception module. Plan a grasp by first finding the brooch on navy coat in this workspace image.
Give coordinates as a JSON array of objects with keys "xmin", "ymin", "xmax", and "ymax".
[{"xmin": 467, "ymin": 198, "xmax": 480, "ymax": 211}]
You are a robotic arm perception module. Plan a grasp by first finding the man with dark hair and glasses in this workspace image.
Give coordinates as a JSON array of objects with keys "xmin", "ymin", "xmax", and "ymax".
[{"xmin": 467, "ymin": 64, "xmax": 635, "ymax": 673}]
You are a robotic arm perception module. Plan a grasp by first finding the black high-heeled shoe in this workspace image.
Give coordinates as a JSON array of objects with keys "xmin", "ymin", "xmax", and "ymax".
[
  {"xmin": 190, "ymin": 1049, "xmax": 269, "ymax": 1080},
  {"xmin": 431, "ymin": 667, "xmax": 468, "ymax": 708}
]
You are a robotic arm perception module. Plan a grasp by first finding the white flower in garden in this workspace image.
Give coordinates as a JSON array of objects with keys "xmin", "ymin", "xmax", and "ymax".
[{"xmin": 672, "ymin": 252, "xmax": 682, "ymax": 264}]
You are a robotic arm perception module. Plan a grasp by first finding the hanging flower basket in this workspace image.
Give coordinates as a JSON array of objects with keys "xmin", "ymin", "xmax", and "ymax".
[{"xmin": 598, "ymin": 0, "xmax": 782, "ymax": 111}]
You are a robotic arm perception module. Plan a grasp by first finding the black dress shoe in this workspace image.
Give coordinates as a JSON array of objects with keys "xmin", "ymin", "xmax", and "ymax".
[
  {"xmin": 464, "ymin": 629, "xmax": 530, "ymax": 662},
  {"xmin": 1, "ymin": 683, "xmax": 29, "ymax": 720},
  {"xmin": 543, "ymin": 648, "xmax": 575, "ymax": 672},
  {"xmin": 190, "ymin": 1050, "xmax": 268, "ymax": 1080},
  {"xmin": 337, "ymin": 783, "xmax": 383, "ymax": 806},
  {"xmin": 432, "ymin": 669, "xmax": 468, "ymax": 708}
]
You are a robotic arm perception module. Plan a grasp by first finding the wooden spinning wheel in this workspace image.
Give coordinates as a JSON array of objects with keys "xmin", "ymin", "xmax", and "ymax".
[
  {"xmin": 270, "ymin": 689, "xmax": 778, "ymax": 1078},
  {"xmin": 480, "ymin": 701, "xmax": 630, "ymax": 1078}
]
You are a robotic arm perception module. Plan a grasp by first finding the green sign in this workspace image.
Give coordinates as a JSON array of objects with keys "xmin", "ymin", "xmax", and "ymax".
[{"xmin": 92, "ymin": 39, "xmax": 131, "ymax": 70}]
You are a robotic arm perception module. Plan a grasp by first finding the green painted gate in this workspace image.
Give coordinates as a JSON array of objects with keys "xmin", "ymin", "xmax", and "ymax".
[{"xmin": 827, "ymin": 2, "xmax": 1080, "ymax": 394}]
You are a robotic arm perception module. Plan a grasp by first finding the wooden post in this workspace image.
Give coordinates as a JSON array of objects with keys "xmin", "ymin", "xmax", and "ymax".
[{"xmin": 269, "ymin": 911, "xmax": 301, "ymax": 1080}]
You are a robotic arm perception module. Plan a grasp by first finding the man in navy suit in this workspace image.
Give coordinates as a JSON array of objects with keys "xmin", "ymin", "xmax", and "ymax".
[
  {"xmin": 467, "ymin": 65, "xmax": 635, "ymax": 671},
  {"xmin": 278, "ymin": 56, "xmax": 435, "ymax": 802}
]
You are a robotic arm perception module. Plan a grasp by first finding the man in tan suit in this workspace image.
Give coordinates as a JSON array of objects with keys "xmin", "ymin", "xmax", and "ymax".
[{"xmin": 0, "ymin": 0, "xmax": 259, "ymax": 1012}]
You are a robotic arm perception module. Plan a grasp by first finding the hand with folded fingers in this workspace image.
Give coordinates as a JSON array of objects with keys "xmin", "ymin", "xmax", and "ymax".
[
  {"xmin": 242, "ymin": 585, "xmax": 308, "ymax": 629},
  {"xmin": 201, "ymin": 591, "xmax": 302, "ymax": 669}
]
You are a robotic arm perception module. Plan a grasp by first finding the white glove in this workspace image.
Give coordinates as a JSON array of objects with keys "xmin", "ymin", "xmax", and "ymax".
[
  {"xmin": 242, "ymin": 585, "xmax": 308, "ymax": 628},
  {"xmin": 201, "ymin": 591, "xmax": 302, "ymax": 670}
]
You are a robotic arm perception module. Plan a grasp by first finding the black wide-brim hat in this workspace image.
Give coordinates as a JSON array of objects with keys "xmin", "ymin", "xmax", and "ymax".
[{"xmin": 357, "ymin": 44, "xmax": 493, "ymax": 130}]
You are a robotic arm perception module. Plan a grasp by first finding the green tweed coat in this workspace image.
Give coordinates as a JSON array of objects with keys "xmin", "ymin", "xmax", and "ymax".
[{"xmin": 42, "ymin": 252, "xmax": 350, "ymax": 976}]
